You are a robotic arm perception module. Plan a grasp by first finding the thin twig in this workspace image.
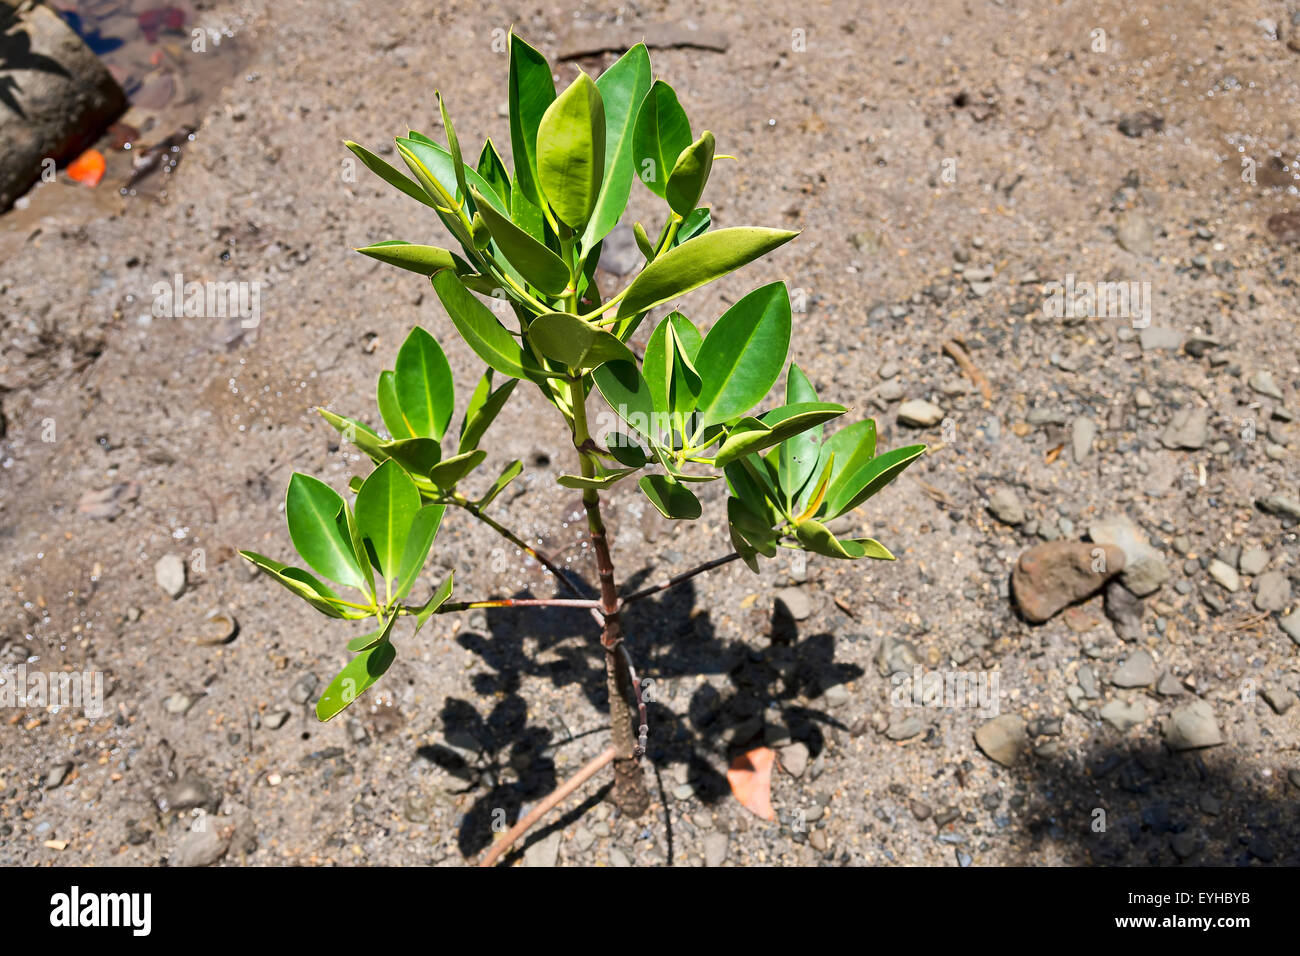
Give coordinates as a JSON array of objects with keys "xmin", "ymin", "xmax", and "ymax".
[
  {"xmin": 437, "ymin": 597, "xmax": 602, "ymax": 612},
  {"xmin": 620, "ymin": 552, "xmax": 741, "ymax": 604},
  {"xmin": 454, "ymin": 499, "xmax": 585, "ymax": 597},
  {"xmin": 942, "ymin": 338, "xmax": 993, "ymax": 400},
  {"xmin": 478, "ymin": 745, "xmax": 617, "ymax": 867}
]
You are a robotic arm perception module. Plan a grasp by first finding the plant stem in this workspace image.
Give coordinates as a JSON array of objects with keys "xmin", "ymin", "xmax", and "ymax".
[
  {"xmin": 477, "ymin": 745, "xmax": 616, "ymax": 867},
  {"xmin": 451, "ymin": 495, "xmax": 583, "ymax": 597},
  {"xmin": 570, "ymin": 382, "xmax": 651, "ymax": 816},
  {"xmin": 620, "ymin": 552, "xmax": 742, "ymax": 604},
  {"xmin": 435, "ymin": 597, "xmax": 601, "ymax": 612}
]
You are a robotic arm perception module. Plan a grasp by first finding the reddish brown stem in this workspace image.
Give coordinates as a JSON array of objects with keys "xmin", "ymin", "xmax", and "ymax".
[{"xmin": 620, "ymin": 552, "xmax": 741, "ymax": 604}]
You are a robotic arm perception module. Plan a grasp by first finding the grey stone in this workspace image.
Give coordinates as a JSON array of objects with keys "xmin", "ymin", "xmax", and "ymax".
[
  {"xmin": 876, "ymin": 635, "xmax": 919, "ymax": 677},
  {"xmin": 1139, "ymin": 326, "xmax": 1183, "ymax": 351},
  {"xmin": 164, "ymin": 692, "xmax": 198, "ymax": 715},
  {"xmin": 289, "ymin": 673, "xmax": 319, "ymax": 705},
  {"xmin": 1161, "ymin": 408, "xmax": 1208, "ymax": 450},
  {"xmin": 773, "ymin": 587, "xmax": 811, "ymax": 621},
  {"xmin": 974, "ymin": 715, "xmax": 1026, "ymax": 767},
  {"xmin": 986, "ymin": 487, "xmax": 1025, "ymax": 526},
  {"xmin": 1279, "ymin": 611, "xmax": 1300, "ymax": 646},
  {"xmin": 159, "ymin": 776, "xmax": 214, "ymax": 813},
  {"xmin": 523, "ymin": 830, "xmax": 562, "ymax": 867},
  {"xmin": 263, "ymin": 710, "xmax": 289, "ymax": 730},
  {"xmin": 1156, "ymin": 671, "xmax": 1184, "ymax": 696},
  {"xmin": 1104, "ymin": 579, "xmax": 1145, "ymax": 641},
  {"xmin": 1116, "ymin": 209, "xmax": 1155, "ymax": 255},
  {"xmin": 1239, "ymin": 548, "xmax": 1270, "ymax": 576},
  {"xmin": 45, "ymin": 762, "xmax": 72, "ymax": 790},
  {"xmin": 1100, "ymin": 697, "xmax": 1150, "ymax": 732},
  {"xmin": 176, "ymin": 826, "xmax": 228, "ymax": 867},
  {"xmin": 1262, "ymin": 686, "xmax": 1296, "ymax": 715},
  {"xmin": 1257, "ymin": 495, "xmax": 1300, "ymax": 524},
  {"xmin": 1248, "ymin": 370, "xmax": 1284, "ymax": 400},
  {"xmin": 154, "ymin": 554, "xmax": 187, "ymax": 599},
  {"xmin": 898, "ymin": 399, "xmax": 943, "ymax": 428},
  {"xmin": 1164, "ymin": 700, "xmax": 1223, "ymax": 750},
  {"xmin": 1072, "ymin": 416, "xmax": 1096, "ymax": 463},
  {"xmin": 821, "ymin": 683, "xmax": 849, "ymax": 709},
  {"xmin": 885, "ymin": 716, "xmax": 925, "ymax": 741},
  {"xmin": 1088, "ymin": 517, "xmax": 1170, "ymax": 597},
  {"xmin": 608, "ymin": 847, "xmax": 632, "ymax": 867},
  {"xmin": 572, "ymin": 825, "xmax": 595, "ymax": 853},
  {"xmin": 1170, "ymin": 832, "xmax": 1199, "ymax": 860},
  {"xmin": 1254, "ymin": 570, "xmax": 1291, "ymax": 611},
  {"xmin": 780, "ymin": 742, "xmax": 810, "ymax": 778},
  {"xmin": 1207, "ymin": 559, "xmax": 1240, "ymax": 593},
  {"xmin": 1112, "ymin": 650, "xmax": 1155, "ymax": 688},
  {"xmin": 702, "ymin": 832, "xmax": 728, "ymax": 866}
]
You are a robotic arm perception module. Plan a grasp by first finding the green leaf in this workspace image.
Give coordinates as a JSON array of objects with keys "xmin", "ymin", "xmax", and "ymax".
[
  {"xmin": 286, "ymin": 473, "xmax": 366, "ymax": 590},
  {"xmin": 778, "ymin": 364, "xmax": 822, "ymax": 506},
  {"xmin": 643, "ymin": 311, "xmax": 702, "ymax": 429},
  {"xmin": 356, "ymin": 241, "xmax": 456, "ymax": 276},
  {"xmin": 728, "ymin": 497, "xmax": 778, "ymax": 557},
  {"xmin": 666, "ymin": 131, "xmax": 715, "ymax": 216},
  {"xmin": 394, "ymin": 136, "xmax": 510, "ymax": 218},
  {"xmin": 355, "ymin": 459, "xmax": 421, "ymax": 584},
  {"xmin": 694, "ymin": 282, "xmax": 793, "ymax": 427},
  {"xmin": 239, "ymin": 551, "xmax": 362, "ymax": 619},
  {"xmin": 347, "ymin": 610, "xmax": 399, "ymax": 652},
  {"xmin": 824, "ymin": 443, "xmax": 927, "ymax": 519},
  {"xmin": 508, "ymin": 32, "xmax": 556, "ymax": 210},
  {"xmin": 476, "ymin": 138, "xmax": 511, "ymax": 206},
  {"xmin": 511, "ymin": 176, "xmax": 548, "ymax": 244},
  {"xmin": 429, "ymin": 449, "xmax": 487, "ymax": 489},
  {"xmin": 818, "ymin": 419, "xmax": 877, "ymax": 511},
  {"xmin": 724, "ymin": 462, "xmax": 777, "ymax": 525},
  {"xmin": 437, "ymin": 91, "xmax": 469, "ymax": 204},
  {"xmin": 395, "ymin": 327, "xmax": 454, "ymax": 441},
  {"xmin": 632, "ymin": 80, "xmax": 692, "ymax": 199},
  {"xmin": 794, "ymin": 519, "xmax": 858, "ymax": 560},
  {"xmin": 614, "ymin": 228, "xmax": 798, "ymax": 334},
  {"xmin": 345, "ymin": 141, "xmax": 438, "ymax": 210},
  {"xmin": 591, "ymin": 359, "xmax": 660, "ymax": 444},
  {"xmin": 528, "ymin": 311, "xmax": 635, "ymax": 371},
  {"xmin": 476, "ymin": 460, "xmax": 522, "ymax": 509},
  {"xmin": 557, "ymin": 468, "xmax": 637, "ymax": 489},
  {"xmin": 633, "ymin": 221, "xmax": 655, "ymax": 260},
  {"xmin": 319, "ymin": 409, "xmax": 387, "ymax": 461},
  {"xmin": 673, "ymin": 207, "xmax": 711, "ymax": 246},
  {"xmin": 606, "ymin": 432, "xmax": 649, "ymax": 467},
  {"xmin": 714, "ymin": 403, "xmax": 844, "ymax": 467},
  {"xmin": 582, "ymin": 43, "xmax": 652, "ymax": 250},
  {"xmin": 840, "ymin": 537, "xmax": 896, "ymax": 560},
  {"xmin": 414, "ymin": 572, "xmax": 455, "ymax": 633},
  {"xmin": 377, "ymin": 370, "xmax": 413, "ymax": 439},
  {"xmin": 392, "ymin": 504, "xmax": 445, "ymax": 602},
  {"xmin": 459, "ymin": 374, "xmax": 518, "ymax": 453},
  {"xmin": 316, "ymin": 640, "xmax": 397, "ymax": 721},
  {"xmin": 339, "ymin": 497, "xmax": 376, "ymax": 599},
  {"xmin": 639, "ymin": 474, "xmax": 701, "ymax": 519},
  {"xmin": 380, "ymin": 437, "xmax": 443, "ymax": 477},
  {"xmin": 470, "ymin": 186, "xmax": 571, "ymax": 295},
  {"xmin": 431, "ymin": 271, "xmax": 535, "ymax": 380},
  {"xmin": 537, "ymin": 71, "xmax": 606, "ymax": 228}
]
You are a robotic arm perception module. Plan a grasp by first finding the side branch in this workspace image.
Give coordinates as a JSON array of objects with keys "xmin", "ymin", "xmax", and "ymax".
[
  {"xmin": 452, "ymin": 497, "xmax": 584, "ymax": 597},
  {"xmin": 620, "ymin": 552, "xmax": 741, "ymax": 605},
  {"xmin": 436, "ymin": 597, "xmax": 602, "ymax": 612}
]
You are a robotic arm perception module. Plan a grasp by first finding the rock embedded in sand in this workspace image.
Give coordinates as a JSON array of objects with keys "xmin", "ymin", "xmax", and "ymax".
[{"xmin": 1011, "ymin": 541, "xmax": 1125, "ymax": 622}]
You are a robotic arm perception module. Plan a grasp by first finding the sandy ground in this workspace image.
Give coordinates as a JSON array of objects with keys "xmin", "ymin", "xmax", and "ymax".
[{"xmin": 1, "ymin": 0, "xmax": 1298, "ymax": 866}]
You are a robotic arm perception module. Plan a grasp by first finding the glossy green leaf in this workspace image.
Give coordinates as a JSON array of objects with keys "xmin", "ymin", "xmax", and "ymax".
[
  {"xmin": 508, "ymin": 33, "xmax": 556, "ymax": 209},
  {"xmin": 728, "ymin": 497, "xmax": 778, "ymax": 557},
  {"xmin": 286, "ymin": 473, "xmax": 365, "ymax": 590},
  {"xmin": 414, "ymin": 571, "xmax": 455, "ymax": 633},
  {"xmin": 529, "ymin": 311, "xmax": 635, "ymax": 370},
  {"xmin": 339, "ymin": 497, "xmax": 376, "ymax": 598},
  {"xmin": 355, "ymin": 460, "xmax": 421, "ymax": 584},
  {"xmin": 582, "ymin": 43, "xmax": 652, "ymax": 250},
  {"xmin": 714, "ymin": 403, "xmax": 843, "ymax": 467},
  {"xmin": 673, "ymin": 207, "xmax": 711, "ymax": 246},
  {"xmin": 819, "ymin": 419, "xmax": 877, "ymax": 512},
  {"xmin": 476, "ymin": 138, "xmax": 511, "ymax": 206},
  {"xmin": 643, "ymin": 311, "xmax": 701, "ymax": 426},
  {"xmin": 347, "ymin": 609, "xmax": 399, "ymax": 652},
  {"xmin": 459, "ymin": 374, "xmax": 517, "ymax": 453},
  {"xmin": 557, "ymin": 467, "xmax": 637, "ymax": 490},
  {"xmin": 393, "ymin": 503, "xmax": 446, "ymax": 602},
  {"xmin": 639, "ymin": 474, "xmax": 701, "ymax": 520},
  {"xmin": 824, "ymin": 443, "xmax": 928, "ymax": 519},
  {"xmin": 694, "ymin": 282, "xmax": 793, "ymax": 427},
  {"xmin": 592, "ymin": 359, "xmax": 660, "ymax": 444},
  {"xmin": 476, "ymin": 460, "xmax": 523, "ymax": 509},
  {"xmin": 632, "ymin": 80, "xmax": 692, "ymax": 199},
  {"xmin": 511, "ymin": 176, "xmax": 548, "ymax": 244},
  {"xmin": 394, "ymin": 136, "xmax": 510, "ymax": 217},
  {"xmin": 724, "ymin": 461, "xmax": 778, "ymax": 525},
  {"xmin": 395, "ymin": 327, "xmax": 454, "ymax": 441},
  {"xmin": 380, "ymin": 437, "xmax": 443, "ymax": 477},
  {"xmin": 633, "ymin": 221, "xmax": 655, "ymax": 260},
  {"xmin": 537, "ymin": 71, "xmax": 606, "ymax": 228},
  {"xmin": 377, "ymin": 370, "xmax": 413, "ymax": 439},
  {"xmin": 437, "ymin": 91, "xmax": 469, "ymax": 203},
  {"xmin": 614, "ymin": 228, "xmax": 798, "ymax": 333},
  {"xmin": 666, "ymin": 131, "xmax": 715, "ymax": 216},
  {"xmin": 429, "ymin": 449, "xmax": 487, "ymax": 489},
  {"xmin": 239, "ymin": 550, "xmax": 361, "ymax": 619},
  {"xmin": 356, "ymin": 241, "xmax": 456, "ymax": 276},
  {"xmin": 431, "ymin": 270, "xmax": 534, "ymax": 380},
  {"xmin": 605, "ymin": 432, "xmax": 649, "ymax": 467},
  {"xmin": 470, "ymin": 186, "xmax": 571, "ymax": 295},
  {"xmin": 840, "ymin": 537, "xmax": 896, "ymax": 560},
  {"xmin": 316, "ymin": 640, "xmax": 397, "ymax": 722},
  {"xmin": 794, "ymin": 519, "xmax": 857, "ymax": 560},
  {"xmin": 345, "ymin": 140, "xmax": 438, "ymax": 211},
  {"xmin": 778, "ymin": 364, "xmax": 822, "ymax": 505}
]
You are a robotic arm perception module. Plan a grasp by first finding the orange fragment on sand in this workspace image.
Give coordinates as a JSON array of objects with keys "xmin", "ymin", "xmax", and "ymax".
[
  {"xmin": 67, "ymin": 149, "xmax": 106, "ymax": 187},
  {"xmin": 727, "ymin": 746, "xmax": 776, "ymax": 821}
]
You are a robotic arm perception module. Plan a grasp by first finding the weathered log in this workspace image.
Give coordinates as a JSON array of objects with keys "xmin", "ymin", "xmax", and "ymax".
[{"xmin": 1, "ymin": 1, "xmax": 126, "ymax": 210}]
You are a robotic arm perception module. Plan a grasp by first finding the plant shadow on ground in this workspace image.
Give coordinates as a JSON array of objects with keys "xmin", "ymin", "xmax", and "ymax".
[
  {"xmin": 1005, "ymin": 736, "xmax": 1300, "ymax": 866},
  {"xmin": 416, "ymin": 567, "xmax": 862, "ymax": 862}
]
